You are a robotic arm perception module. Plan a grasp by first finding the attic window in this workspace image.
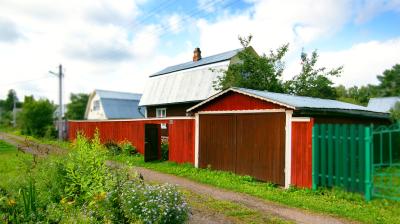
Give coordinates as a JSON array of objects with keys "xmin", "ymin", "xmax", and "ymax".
[
  {"xmin": 93, "ymin": 100, "xmax": 100, "ymax": 111},
  {"xmin": 156, "ymin": 108, "xmax": 166, "ymax": 118}
]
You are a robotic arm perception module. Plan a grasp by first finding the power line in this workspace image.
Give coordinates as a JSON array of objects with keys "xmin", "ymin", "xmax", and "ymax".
[{"xmin": 0, "ymin": 75, "xmax": 51, "ymax": 87}]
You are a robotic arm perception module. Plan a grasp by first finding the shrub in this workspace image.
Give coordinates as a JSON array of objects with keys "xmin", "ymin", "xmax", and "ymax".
[
  {"xmin": 121, "ymin": 180, "xmax": 190, "ymax": 224},
  {"xmin": 105, "ymin": 140, "xmax": 122, "ymax": 156},
  {"xmin": 120, "ymin": 140, "xmax": 137, "ymax": 155},
  {"xmin": 62, "ymin": 132, "xmax": 109, "ymax": 203}
]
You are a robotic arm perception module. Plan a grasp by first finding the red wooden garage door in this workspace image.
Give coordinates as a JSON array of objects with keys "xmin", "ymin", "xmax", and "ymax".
[{"xmin": 199, "ymin": 113, "xmax": 286, "ymax": 185}]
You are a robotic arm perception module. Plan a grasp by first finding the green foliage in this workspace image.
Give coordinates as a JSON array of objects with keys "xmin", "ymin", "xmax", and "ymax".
[
  {"xmin": 335, "ymin": 85, "xmax": 378, "ymax": 105},
  {"xmin": 105, "ymin": 140, "xmax": 137, "ymax": 156},
  {"xmin": 286, "ymin": 50, "xmax": 342, "ymax": 99},
  {"xmin": 19, "ymin": 96, "xmax": 55, "ymax": 137},
  {"xmin": 377, "ymin": 64, "xmax": 400, "ymax": 96},
  {"xmin": 1, "ymin": 89, "xmax": 19, "ymax": 112},
  {"xmin": 390, "ymin": 102, "xmax": 400, "ymax": 121},
  {"xmin": 121, "ymin": 180, "xmax": 190, "ymax": 224},
  {"xmin": 120, "ymin": 140, "xmax": 137, "ymax": 155},
  {"xmin": 62, "ymin": 132, "xmax": 109, "ymax": 202},
  {"xmin": 113, "ymin": 154, "xmax": 400, "ymax": 224},
  {"xmin": 105, "ymin": 140, "xmax": 122, "ymax": 156},
  {"xmin": 161, "ymin": 142, "xmax": 169, "ymax": 161},
  {"xmin": 214, "ymin": 35, "xmax": 288, "ymax": 92},
  {"xmin": 65, "ymin": 93, "xmax": 89, "ymax": 120}
]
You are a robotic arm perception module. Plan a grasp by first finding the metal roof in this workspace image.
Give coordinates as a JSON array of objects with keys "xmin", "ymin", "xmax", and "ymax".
[
  {"xmin": 139, "ymin": 61, "xmax": 229, "ymax": 106},
  {"xmin": 367, "ymin": 97, "xmax": 400, "ymax": 112},
  {"xmin": 96, "ymin": 89, "xmax": 142, "ymax": 101},
  {"xmin": 101, "ymin": 98, "xmax": 144, "ymax": 119},
  {"xmin": 150, "ymin": 48, "xmax": 242, "ymax": 77},
  {"xmin": 188, "ymin": 87, "xmax": 390, "ymax": 118}
]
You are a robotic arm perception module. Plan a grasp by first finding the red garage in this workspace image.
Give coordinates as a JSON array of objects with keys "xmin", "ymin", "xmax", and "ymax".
[{"xmin": 187, "ymin": 87, "xmax": 388, "ymax": 188}]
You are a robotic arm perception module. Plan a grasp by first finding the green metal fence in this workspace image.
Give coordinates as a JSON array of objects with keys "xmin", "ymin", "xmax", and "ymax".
[
  {"xmin": 372, "ymin": 122, "xmax": 400, "ymax": 201},
  {"xmin": 312, "ymin": 124, "xmax": 372, "ymax": 200}
]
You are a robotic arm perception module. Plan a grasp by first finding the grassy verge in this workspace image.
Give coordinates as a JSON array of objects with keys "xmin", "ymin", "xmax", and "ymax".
[
  {"xmin": 113, "ymin": 154, "xmax": 400, "ymax": 224},
  {"xmin": 0, "ymin": 140, "xmax": 32, "ymax": 192},
  {"xmin": 183, "ymin": 190, "xmax": 291, "ymax": 224}
]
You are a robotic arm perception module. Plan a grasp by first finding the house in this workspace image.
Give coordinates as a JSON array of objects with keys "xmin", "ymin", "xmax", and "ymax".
[
  {"xmin": 367, "ymin": 97, "xmax": 400, "ymax": 113},
  {"xmin": 84, "ymin": 89, "xmax": 144, "ymax": 120},
  {"xmin": 187, "ymin": 87, "xmax": 390, "ymax": 188},
  {"xmin": 139, "ymin": 47, "xmax": 244, "ymax": 118}
]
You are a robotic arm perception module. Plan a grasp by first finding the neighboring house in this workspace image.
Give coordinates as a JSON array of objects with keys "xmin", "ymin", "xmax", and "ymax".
[
  {"xmin": 84, "ymin": 89, "xmax": 144, "ymax": 120},
  {"xmin": 367, "ymin": 97, "xmax": 400, "ymax": 113},
  {"xmin": 139, "ymin": 47, "xmax": 245, "ymax": 118}
]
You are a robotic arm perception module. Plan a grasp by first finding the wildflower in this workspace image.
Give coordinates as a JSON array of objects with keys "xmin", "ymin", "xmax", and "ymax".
[{"xmin": 7, "ymin": 199, "xmax": 16, "ymax": 207}]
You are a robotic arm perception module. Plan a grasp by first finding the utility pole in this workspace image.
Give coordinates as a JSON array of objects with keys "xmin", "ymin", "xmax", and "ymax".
[
  {"xmin": 49, "ymin": 64, "xmax": 64, "ymax": 140},
  {"xmin": 12, "ymin": 93, "xmax": 16, "ymax": 128}
]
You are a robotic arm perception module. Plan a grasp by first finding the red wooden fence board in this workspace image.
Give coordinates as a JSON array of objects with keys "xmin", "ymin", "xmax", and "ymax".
[
  {"xmin": 68, "ymin": 119, "xmax": 195, "ymax": 164},
  {"xmin": 196, "ymin": 91, "xmax": 286, "ymax": 111},
  {"xmin": 291, "ymin": 118, "xmax": 314, "ymax": 188}
]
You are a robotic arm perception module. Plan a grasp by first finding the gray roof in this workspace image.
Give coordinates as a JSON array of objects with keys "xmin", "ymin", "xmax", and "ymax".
[
  {"xmin": 96, "ymin": 89, "xmax": 143, "ymax": 119},
  {"xmin": 151, "ymin": 48, "xmax": 242, "ymax": 77},
  {"xmin": 188, "ymin": 87, "xmax": 390, "ymax": 118},
  {"xmin": 96, "ymin": 89, "xmax": 142, "ymax": 101},
  {"xmin": 367, "ymin": 97, "xmax": 400, "ymax": 113}
]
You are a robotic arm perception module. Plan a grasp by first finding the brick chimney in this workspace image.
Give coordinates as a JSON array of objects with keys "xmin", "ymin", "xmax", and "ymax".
[{"xmin": 193, "ymin": 47, "xmax": 201, "ymax": 61}]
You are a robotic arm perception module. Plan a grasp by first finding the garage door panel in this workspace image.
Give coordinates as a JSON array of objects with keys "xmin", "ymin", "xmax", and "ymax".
[
  {"xmin": 199, "ymin": 114, "xmax": 236, "ymax": 172},
  {"xmin": 236, "ymin": 113, "xmax": 285, "ymax": 185}
]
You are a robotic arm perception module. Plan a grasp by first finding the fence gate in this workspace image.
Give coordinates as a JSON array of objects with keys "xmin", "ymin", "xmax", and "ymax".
[
  {"xmin": 312, "ymin": 124, "xmax": 372, "ymax": 200},
  {"xmin": 372, "ymin": 122, "xmax": 400, "ymax": 201}
]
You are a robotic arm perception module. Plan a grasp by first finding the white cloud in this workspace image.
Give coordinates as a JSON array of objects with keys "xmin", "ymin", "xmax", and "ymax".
[
  {"xmin": 317, "ymin": 38, "xmax": 400, "ymax": 87},
  {"xmin": 354, "ymin": 0, "xmax": 400, "ymax": 24},
  {"xmin": 166, "ymin": 14, "xmax": 182, "ymax": 34},
  {"xmin": 196, "ymin": 0, "xmax": 353, "ymax": 56},
  {"xmin": 198, "ymin": 0, "xmax": 226, "ymax": 13}
]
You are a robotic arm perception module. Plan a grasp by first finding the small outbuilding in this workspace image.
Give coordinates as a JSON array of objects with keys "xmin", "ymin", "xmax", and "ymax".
[
  {"xmin": 85, "ymin": 89, "xmax": 144, "ymax": 120},
  {"xmin": 187, "ymin": 87, "xmax": 389, "ymax": 188}
]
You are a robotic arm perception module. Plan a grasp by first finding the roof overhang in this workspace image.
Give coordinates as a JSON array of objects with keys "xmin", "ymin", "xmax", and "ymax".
[{"xmin": 187, "ymin": 87, "xmax": 296, "ymax": 112}]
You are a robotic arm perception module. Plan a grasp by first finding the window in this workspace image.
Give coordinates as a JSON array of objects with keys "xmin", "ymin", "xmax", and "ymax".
[
  {"xmin": 93, "ymin": 100, "xmax": 100, "ymax": 111},
  {"xmin": 156, "ymin": 108, "xmax": 166, "ymax": 118}
]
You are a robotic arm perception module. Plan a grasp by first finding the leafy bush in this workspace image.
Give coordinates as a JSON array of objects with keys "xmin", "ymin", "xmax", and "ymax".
[
  {"xmin": 62, "ymin": 132, "xmax": 109, "ymax": 203},
  {"xmin": 161, "ymin": 143, "xmax": 169, "ymax": 161},
  {"xmin": 120, "ymin": 140, "xmax": 137, "ymax": 155},
  {"xmin": 121, "ymin": 180, "xmax": 189, "ymax": 224},
  {"xmin": 105, "ymin": 140, "xmax": 122, "ymax": 156}
]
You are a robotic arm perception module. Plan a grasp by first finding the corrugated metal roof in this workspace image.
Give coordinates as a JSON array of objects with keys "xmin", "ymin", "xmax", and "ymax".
[
  {"xmin": 235, "ymin": 88, "xmax": 373, "ymax": 111},
  {"xmin": 188, "ymin": 87, "xmax": 390, "ymax": 118},
  {"xmin": 151, "ymin": 48, "xmax": 242, "ymax": 77},
  {"xmin": 101, "ymin": 99, "xmax": 144, "ymax": 119},
  {"xmin": 96, "ymin": 89, "xmax": 142, "ymax": 101},
  {"xmin": 367, "ymin": 97, "xmax": 400, "ymax": 112},
  {"xmin": 139, "ymin": 61, "xmax": 229, "ymax": 106}
]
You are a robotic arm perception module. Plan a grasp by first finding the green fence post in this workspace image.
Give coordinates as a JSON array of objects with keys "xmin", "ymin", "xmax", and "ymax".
[
  {"xmin": 365, "ymin": 127, "xmax": 372, "ymax": 201},
  {"xmin": 312, "ymin": 125, "xmax": 318, "ymax": 190}
]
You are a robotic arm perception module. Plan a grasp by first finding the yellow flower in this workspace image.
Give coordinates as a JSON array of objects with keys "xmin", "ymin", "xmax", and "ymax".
[
  {"xmin": 7, "ymin": 199, "xmax": 16, "ymax": 207},
  {"xmin": 94, "ymin": 192, "xmax": 107, "ymax": 201}
]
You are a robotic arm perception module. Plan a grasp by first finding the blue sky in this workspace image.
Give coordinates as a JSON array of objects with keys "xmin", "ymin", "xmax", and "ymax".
[{"xmin": 0, "ymin": 0, "xmax": 399, "ymax": 102}]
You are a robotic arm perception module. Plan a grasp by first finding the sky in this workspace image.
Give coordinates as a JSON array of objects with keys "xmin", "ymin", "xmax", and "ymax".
[{"xmin": 0, "ymin": 0, "xmax": 400, "ymax": 103}]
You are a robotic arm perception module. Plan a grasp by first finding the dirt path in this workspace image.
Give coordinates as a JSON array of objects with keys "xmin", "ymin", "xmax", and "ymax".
[{"xmin": 0, "ymin": 132, "xmax": 353, "ymax": 224}]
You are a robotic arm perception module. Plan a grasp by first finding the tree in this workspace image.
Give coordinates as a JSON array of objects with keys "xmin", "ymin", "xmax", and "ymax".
[
  {"xmin": 285, "ymin": 49, "xmax": 343, "ymax": 99},
  {"xmin": 19, "ymin": 96, "xmax": 55, "ymax": 137},
  {"xmin": 65, "ymin": 93, "xmax": 89, "ymax": 120},
  {"xmin": 390, "ymin": 102, "xmax": 400, "ymax": 121},
  {"xmin": 376, "ymin": 64, "xmax": 400, "ymax": 96},
  {"xmin": 2, "ymin": 89, "xmax": 18, "ymax": 112},
  {"xmin": 335, "ymin": 85, "xmax": 378, "ymax": 106},
  {"xmin": 214, "ymin": 35, "xmax": 288, "ymax": 92}
]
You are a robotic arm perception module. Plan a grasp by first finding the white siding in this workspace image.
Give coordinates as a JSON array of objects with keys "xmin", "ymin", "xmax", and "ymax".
[{"xmin": 87, "ymin": 93, "xmax": 107, "ymax": 120}]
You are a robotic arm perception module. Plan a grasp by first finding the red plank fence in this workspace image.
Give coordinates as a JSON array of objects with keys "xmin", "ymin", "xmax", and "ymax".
[{"xmin": 68, "ymin": 118, "xmax": 195, "ymax": 164}]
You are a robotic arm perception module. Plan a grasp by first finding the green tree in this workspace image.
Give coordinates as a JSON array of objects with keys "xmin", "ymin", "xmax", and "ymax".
[
  {"xmin": 285, "ymin": 49, "xmax": 343, "ymax": 99},
  {"xmin": 214, "ymin": 35, "xmax": 288, "ymax": 92},
  {"xmin": 2, "ymin": 89, "xmax": 18, "ymax": 111},
  {"xmin": 390, "ymin": 101, "xmax": 400, "ymax": 121},
  {"xmin": 335, "ymin": 85, "xmax": 378, "ymax": 106},
  {"xmin": 376, "ymin": 64, "xmax": 400, "ymax": 96},
  {"xmin": 65, "ymin": 93, "xmax": 89, "ymax": 120},
  {"xmin": 20, "ymin": 96, "xmax": 55, "ymax": 137}
]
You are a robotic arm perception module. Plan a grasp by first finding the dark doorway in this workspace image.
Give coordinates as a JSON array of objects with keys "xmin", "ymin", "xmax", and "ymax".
[{"xmin": 145, "ymin": 124, "xmax": 160, "ymax": 162}]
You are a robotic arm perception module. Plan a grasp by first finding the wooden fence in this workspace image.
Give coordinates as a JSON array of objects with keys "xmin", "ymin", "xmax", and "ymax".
[{"xmin": 68, "ymin": 118, "xmax": 195, "ymax": 164}]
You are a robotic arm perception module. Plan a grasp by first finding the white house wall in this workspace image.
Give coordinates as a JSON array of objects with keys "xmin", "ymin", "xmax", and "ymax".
[{"xmin": 87, "ymin": 93, "xmax": 107, "ymax": 120}]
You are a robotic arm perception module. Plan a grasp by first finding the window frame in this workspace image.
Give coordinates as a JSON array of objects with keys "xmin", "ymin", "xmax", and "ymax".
[{"xmin": 156, "ymin": 108, "xmax": 167, "ymax": 118}]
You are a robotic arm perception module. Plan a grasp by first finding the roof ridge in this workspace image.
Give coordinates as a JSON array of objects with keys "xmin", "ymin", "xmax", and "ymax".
[{"xmin": 150, "ymin": 48, "xmax": 243, "ymax": 77}]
